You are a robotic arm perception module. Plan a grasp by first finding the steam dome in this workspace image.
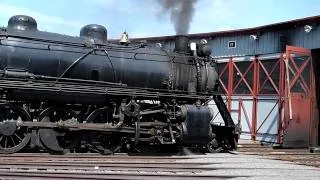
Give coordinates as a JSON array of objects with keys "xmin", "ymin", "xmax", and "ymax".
[
  {"xmin": 8, "ymin": 15, "xmax": 38, "ymax": 31},
  {"xmin": 80, "ymin": 24, "xmax": 107, "ymax": 42}
]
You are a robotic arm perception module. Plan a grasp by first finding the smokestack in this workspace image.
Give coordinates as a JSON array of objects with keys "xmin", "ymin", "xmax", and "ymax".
[
  {"xmin": 157, "ymin": 0, "xmax": 198, "ymax": 35},
  {"xmin": 174, "ymin": 35, "xmax": 191, "ymax": 54}
]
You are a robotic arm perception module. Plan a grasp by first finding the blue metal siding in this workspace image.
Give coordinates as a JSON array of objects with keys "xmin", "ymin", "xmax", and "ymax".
[
  {"xmin": 206, "ymin": 31, "xmax": 282, "ymax": 57},
  {"xmin": 146, "ymin": 24, "xmax": 320, "ymax": 56},
  {"xmin": 288, "ymin": 25, "xmax": 320, "ymax": 49}
]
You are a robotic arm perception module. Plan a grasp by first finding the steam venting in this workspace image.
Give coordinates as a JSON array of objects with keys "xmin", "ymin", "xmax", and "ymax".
[{"xmin": 158, "ymin": 0, "xmax": 198, "ymax": 35}]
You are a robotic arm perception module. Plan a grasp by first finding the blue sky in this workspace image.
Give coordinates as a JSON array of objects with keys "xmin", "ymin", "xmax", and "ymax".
[{"xmin": 0, "ymin": 0, "xmax": 319, "ymax": 38}]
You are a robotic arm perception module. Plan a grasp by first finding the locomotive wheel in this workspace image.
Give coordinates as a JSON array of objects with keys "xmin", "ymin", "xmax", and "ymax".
[
  {"xmin": 86, "ymin": 107, "xmax": 124, "ymax": 154},
  {"xmin": 0, "ymin": 103, "xmax": 31, "ymax": 153},
  {"xmin": 207, "ymin": 138, "xmax": 223, "ymax": 153},
  {"xmin": 38, "ymin": 107, "xmax": 81, "ymax": 154}
]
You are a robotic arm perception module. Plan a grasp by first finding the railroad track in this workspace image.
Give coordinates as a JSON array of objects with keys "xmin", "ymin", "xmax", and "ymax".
[
  {"xmin": 0, "ymin": 153, "xmax": 246, "ymax": 180},
  {"xmin": 0, "ymin": 146, "xmax": 319, "ymax": 179}
]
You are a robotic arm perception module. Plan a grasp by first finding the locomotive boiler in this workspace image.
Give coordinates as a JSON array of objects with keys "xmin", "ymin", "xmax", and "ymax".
[{"xmin": 0, "ymin": 15, "xmax": 238, "ymax": 154}]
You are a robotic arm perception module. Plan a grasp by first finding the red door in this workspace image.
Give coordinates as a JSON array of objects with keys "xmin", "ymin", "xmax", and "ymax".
[{"xmin": 282, "ymin": 46, "xmax": 314, "ymax": 148}]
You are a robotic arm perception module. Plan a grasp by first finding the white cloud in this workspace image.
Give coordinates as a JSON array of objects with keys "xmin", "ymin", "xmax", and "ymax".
[{"xmin": 0, "ymin": 3, "xmax": 83, "ymax": 33}]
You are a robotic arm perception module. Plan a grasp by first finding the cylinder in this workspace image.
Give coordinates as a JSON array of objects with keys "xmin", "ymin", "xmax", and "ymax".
[{"xmin": 180, "ymin": 105, "xmax": 213, "ymax": 144}]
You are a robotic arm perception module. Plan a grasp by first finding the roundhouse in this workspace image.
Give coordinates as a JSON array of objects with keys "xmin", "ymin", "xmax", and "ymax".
[{"xmin": 136, "ymin": 15, "xmax": 320, "ymax": 147}]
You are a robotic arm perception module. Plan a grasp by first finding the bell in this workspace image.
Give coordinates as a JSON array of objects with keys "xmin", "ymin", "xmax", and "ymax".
[{"xmin": 120, "ymin": 31, "xmax": 129, "ymax": 45}]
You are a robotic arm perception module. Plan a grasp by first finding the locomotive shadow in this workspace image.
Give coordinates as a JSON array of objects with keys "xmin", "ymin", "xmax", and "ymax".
[{"xmin": 126, "ymin": 145, "xmax": 207, "ymax": 156}]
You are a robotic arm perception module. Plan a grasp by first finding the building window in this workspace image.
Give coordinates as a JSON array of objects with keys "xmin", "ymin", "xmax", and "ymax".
[{"xmin": 228, "ymin": 41, "xmax": 236, "ymax": 48}]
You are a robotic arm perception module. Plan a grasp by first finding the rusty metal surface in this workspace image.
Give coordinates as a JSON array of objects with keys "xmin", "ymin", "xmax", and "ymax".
[{"xmin": 283, "ymin": 93, "xmax": 312, "ymax": 148}]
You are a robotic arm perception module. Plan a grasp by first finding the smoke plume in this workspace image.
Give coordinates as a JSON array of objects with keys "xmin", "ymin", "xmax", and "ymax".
[{"xmin": 157, "ymin": 0, "xmax": 198, "ymax": 35}]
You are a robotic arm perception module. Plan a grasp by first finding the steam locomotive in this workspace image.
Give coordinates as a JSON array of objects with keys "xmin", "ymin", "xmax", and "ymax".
[{"xmin": 0, "ymin": 15, "xmax": 238, "ymax": 154}]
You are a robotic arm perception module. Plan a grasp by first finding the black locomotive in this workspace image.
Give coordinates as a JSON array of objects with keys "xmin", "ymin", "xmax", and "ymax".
[{"xmin": 0, "ymin": 15, "xmax": 238, "ymax": 154}]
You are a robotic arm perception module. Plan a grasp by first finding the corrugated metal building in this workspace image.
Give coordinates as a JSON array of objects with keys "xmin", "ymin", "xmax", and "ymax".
[{"xmin": 135, "ymin": 15, "xmax": 320, "ymax": 147}]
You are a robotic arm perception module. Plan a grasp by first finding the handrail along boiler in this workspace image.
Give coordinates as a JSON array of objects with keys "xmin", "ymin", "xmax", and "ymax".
[{"xmin": 0, "ymin": 15, "xmax": 238, "ymax": 154}]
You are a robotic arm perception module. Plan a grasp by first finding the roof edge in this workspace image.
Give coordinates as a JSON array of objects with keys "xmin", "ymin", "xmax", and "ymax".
[{"xmin": 130, "ymin": 15, "xmax": 320, "ymax": 41}]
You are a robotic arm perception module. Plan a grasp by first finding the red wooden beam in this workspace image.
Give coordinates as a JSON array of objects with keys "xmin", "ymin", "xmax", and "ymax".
[
  {"xmin": 288, "ymin": 56, "xmax": 311, "ymax": 93},
  {"xmin": 258, "ymin": 60, "xmax": 280, "ymax": 94},
  {"xmin": 232, "ymin": 61, "xmax": 254, "ymax": 94},
  {"xmin": 278, "ymin": 53, "xmax": 285, "ymax": 144},
  {"xmin": 251, "ymin": 56, "xmax": 258, "ymax": 140},
  {"xmin": 218, "ymin": 62, "xmax": 229, "ymax": 94},
  {"xmin": 227, "ymin": 57, "xmax": 233, "ymax": 112}
]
